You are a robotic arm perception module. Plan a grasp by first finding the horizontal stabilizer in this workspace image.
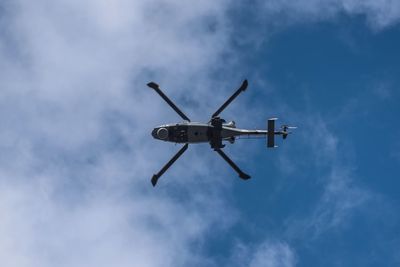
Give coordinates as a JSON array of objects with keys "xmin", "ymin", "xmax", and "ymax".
[{"xmin": 267, "ymin": 118, "xmax": 277, "ymax": 148}]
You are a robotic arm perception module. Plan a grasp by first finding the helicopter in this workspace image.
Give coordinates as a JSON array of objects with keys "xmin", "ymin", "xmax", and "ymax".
[{"xmin": 147, "ymin": 80, "xmax": 296, "ymax": 186}]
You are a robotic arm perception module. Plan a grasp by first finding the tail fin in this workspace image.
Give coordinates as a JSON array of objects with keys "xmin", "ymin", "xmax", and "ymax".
[{"xmin": 267, "ymin": 118, "xmax": 277, "ymax": 148}]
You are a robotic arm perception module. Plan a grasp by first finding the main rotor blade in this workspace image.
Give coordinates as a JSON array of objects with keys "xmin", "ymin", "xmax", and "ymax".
[
  {"xmin": 151, "ymin": 144, "xmax": 189, "ymax": 186},
  {"xmin": 211, "ymin": 79, "xmax": 248, "ymax": 118},
  {"xmin": 147, "ymin": 82, "xmax": 190, "ymax": 122},
  {"xmin": 215, "ymin": 148, "xmax": 250, "ymax": 180}
]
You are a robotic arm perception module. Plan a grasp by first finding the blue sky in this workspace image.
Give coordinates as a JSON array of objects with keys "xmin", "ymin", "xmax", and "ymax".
[{"xmin": 1, "ymin": 1, "xmax": 399, "ymax": 266}]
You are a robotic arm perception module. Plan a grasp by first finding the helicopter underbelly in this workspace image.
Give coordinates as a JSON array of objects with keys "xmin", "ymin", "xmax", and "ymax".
[
  {"xmin": 154, "ymin": 123, "xmax": 242, "ymax": 144},
  {"xmin": 160, "ymin": 124, "xmax": 210, "ymax": 143},
  {"xmin": 187, "ymin": 125, "xmax": 209, "ymax": 143}
]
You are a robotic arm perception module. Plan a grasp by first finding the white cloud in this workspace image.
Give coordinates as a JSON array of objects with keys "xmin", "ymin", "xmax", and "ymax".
[
  {"xmin": 2, "ymin": 0, "xmax": 397, "ymax": 266},
  {"xmin": 249, "ymin": 241, "xmax": 296, "ymax": 267},
  {"xmin": 260, "ymin": 0, "xmax": 400, "ymax": 30},
  {"xmin": 0, "ymin": 1, "xmax": 237, "ymax": 266}
]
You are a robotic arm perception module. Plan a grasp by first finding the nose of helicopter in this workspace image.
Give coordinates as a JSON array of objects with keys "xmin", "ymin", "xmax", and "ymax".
[
  {"xmin": 151, "ymin": 128, "xmax": 158, "ymax": 139},
  {"xmin": 151, "ymin": 127, "xmax": 169, "ymax": 140}
]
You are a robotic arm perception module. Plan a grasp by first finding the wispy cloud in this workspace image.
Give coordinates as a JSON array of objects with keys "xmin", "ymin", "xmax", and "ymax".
[
  {"xmin": 228, "ymin": 240, "xmax": 296, "ymax": 267},
  {"xmin": 278, "ymin": 114, "xmax": 373, "ymax": 241},
  {"xmin": 260, "ymin": 0, "xmax": 400, "ymax": 30}
]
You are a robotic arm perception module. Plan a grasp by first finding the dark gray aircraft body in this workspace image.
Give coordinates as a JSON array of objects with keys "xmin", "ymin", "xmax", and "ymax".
[
  {"xmin": 152, "ymin": 121, "xmax": 268, "ymax": 144},
  {"xmin": 148, "ymin": 80, "xmax": 295, "ymax": 186}
]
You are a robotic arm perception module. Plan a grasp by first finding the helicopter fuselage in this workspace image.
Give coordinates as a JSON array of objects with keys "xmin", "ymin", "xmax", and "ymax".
[{"xmin": 151, "ymin": 121, "xmax": 268, "ymax": 144}]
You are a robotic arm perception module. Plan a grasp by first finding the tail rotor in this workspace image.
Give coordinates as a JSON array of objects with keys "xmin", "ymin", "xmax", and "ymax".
[{"xmin": 280, "ymin": 125, "xmax": 297, "ymax": 139}]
